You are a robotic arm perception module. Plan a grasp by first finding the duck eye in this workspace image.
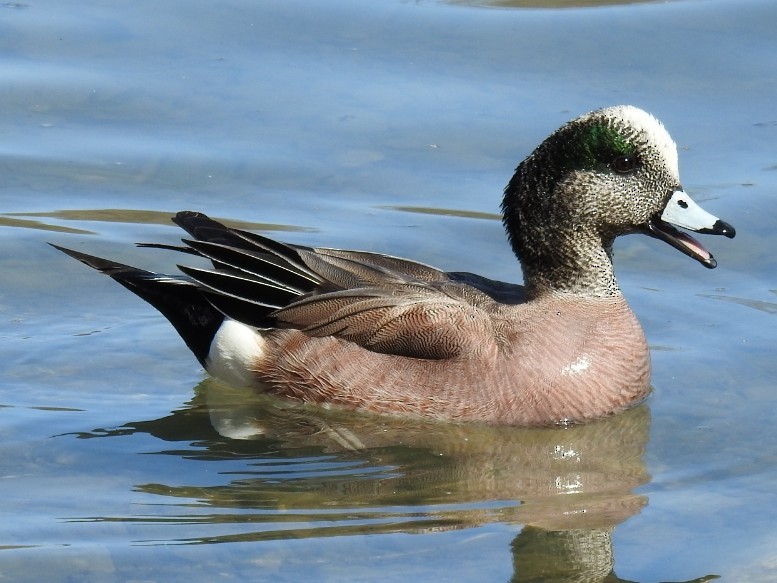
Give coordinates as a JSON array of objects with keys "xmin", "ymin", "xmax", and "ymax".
[{"xmin": 611, "ymin": 155, "xmax": 638, "ymax": 173}]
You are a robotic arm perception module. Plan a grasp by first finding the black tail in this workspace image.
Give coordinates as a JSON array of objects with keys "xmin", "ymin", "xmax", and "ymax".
[
  {"xmin": 50, "ymin": 243, "xmax": 223, "ymax": 367},
  {"xmin": 51, "ymin": 211, "xmax": 327, "ymax": 367}
]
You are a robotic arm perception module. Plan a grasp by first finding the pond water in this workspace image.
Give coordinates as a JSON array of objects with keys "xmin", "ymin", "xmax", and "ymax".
[{"xmin": 1, "ymin": 0, "xmax": 776, "ymax": 581}]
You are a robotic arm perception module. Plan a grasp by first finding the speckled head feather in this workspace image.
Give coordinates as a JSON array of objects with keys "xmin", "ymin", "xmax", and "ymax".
[{"xmin": 502, "ymin": 105, "xmax": 682, "ymax": 297}]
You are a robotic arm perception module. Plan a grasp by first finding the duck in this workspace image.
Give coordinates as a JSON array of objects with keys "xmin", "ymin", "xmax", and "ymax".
[{"xmin": 52, "ymin": 105, "xmax": 735, "ymax": 426}]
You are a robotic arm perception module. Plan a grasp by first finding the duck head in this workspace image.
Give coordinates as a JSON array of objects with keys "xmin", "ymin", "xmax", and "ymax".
[{"xmin": 502, "ymin": 105, "xmax": 735, "ymax": 296}]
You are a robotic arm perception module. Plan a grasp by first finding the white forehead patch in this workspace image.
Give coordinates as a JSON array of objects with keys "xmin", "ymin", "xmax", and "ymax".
[{"xmin": 597, "ymin": 105, "xmax": 680, "ymax": 180}]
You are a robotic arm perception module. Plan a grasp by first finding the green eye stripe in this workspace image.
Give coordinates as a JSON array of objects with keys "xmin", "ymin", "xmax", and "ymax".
[{"xmin": 572, "ymin": 123, "xmax": 637, "ymax": 169}]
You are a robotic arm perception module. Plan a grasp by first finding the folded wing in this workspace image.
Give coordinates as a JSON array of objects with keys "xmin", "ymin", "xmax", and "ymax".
[{"xmin": 173, "ymin": 212, "xmax": 497, "ymax": 360}]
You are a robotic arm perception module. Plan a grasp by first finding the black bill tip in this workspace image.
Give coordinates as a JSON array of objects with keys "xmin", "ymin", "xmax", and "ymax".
[{"xmin": 712, "ymin": 219, "xmax": 736, "ymax": 239}]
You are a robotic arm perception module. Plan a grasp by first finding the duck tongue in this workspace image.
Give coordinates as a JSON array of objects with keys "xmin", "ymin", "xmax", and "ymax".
[
  {"xmin": 646, "ymin": 190, "xmax": 735, "ymax": 269},
  {"xmin": 648, "ymin": 219, "xmax": 715, "ymax": 267}
]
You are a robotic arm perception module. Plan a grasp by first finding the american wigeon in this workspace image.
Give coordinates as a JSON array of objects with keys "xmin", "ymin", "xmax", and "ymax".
[{"xmin": 53, "ymin": 105, "xmax": 735, "ymax": 425}]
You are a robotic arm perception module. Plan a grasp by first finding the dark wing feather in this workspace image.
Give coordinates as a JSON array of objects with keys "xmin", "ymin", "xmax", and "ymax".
[
  {"xmin": 182, "ymin": 239, "xmax": 319, "ymax": 293},
  {"xmin": 307, "ymin": 248, "xmax": 449, "ymax": 284},
  {"xmin": 173, "ymin": 211, "xmax": 252, "ymax": 250},
  {"xmin": 294, "ymin": 248, "xmax": 408, "ymax": 290},
  {"xmin": 167, "ymin": 212, "xmax": 326, "ymax": 324},
  {"xmin": 177, "ymin": 265, "xmax": 296, "ymax": 309},
  {"xmin": 167, "ymin": 211, "xmax": 504, "ymax": 359}
]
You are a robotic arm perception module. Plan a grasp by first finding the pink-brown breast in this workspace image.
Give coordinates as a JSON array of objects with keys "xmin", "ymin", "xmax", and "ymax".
[{"xmin": 251, "ymin": 294, "xmax": 651, "ymax": 426}]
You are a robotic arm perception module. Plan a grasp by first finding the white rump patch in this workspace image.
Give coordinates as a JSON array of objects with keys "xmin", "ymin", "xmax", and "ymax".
[{"xmin": 205, "ymin": 319, "xmax": 265, "ymax": 388}]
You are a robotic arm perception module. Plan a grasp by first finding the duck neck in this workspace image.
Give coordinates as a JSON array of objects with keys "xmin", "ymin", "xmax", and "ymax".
[{"xmin": 519, "ymin": 237, "xmax": 621, "ymax": 299}]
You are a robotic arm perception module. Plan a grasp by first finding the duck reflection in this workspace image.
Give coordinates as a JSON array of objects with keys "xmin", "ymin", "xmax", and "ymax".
[{"xmin": 77, "ymin": 379, "xmax": 716, "ymax": 583}]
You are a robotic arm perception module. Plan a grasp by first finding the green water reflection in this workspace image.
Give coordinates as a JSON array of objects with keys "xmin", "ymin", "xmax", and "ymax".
[{"xmin": 0, "ymin": 209, "xmax": 314, "ymax": 234}]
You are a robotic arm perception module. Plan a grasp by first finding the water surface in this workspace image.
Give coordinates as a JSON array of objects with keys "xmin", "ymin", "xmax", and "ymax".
[{"xmin": 1, "ymin": 0, "xmax": 776, "ymax": 581}]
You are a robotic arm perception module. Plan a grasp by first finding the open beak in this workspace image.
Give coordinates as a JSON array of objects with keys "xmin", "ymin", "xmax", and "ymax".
[{"xmin": 646, "ymin": 190, "xmax": 736, "ymax": 269}]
